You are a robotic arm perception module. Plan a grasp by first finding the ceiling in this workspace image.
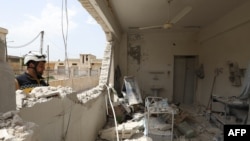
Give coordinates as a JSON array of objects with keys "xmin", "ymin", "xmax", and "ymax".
[{"xmin": 108, "ymin": 0, "xmax": 249, "ymax": 32}]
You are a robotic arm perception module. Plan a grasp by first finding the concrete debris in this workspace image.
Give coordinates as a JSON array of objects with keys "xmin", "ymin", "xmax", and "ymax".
[
  {"xmin": 77, "ymin": 86, "xmax": 102, "ymax": 103},
  {"xmin": 16, "ymin": 86, "xmax": 73, "ymax": 110},
  {"xmin": 98, "ymin": 117, "xmax": 145, "ymax": 140},
  {"xmin": 148, "ymin": 117, "xmax": 172, "ymax": 132},
  {"xmin": 107, "ymin": 103, "xmax": 127, "ymax": 123},
  {"xmin": 124, "ymin": 136, "xmax": 152, "ymax": 141},
  {"xmin": 97, "ymin": 102, "xmax": 224, "ymax": 141},
  {"xmin": 176, "ymin": 121, "xmax": 195, "ymax": 138},
  {"xmin": 172, "ymin": 104, "xmax": 224, "ymax": 141},
  {"xmin": 131, "ymin": 113, "xmax": 145, "ymax": 121},
  {"xmin": 206, "ymin": 127, "xmax": 222, "ymax": 134},
  {"xmin": 175, "ymin": 111, "xmax": 189, "ymax": 125},
  {"xmin": 0, "ymin": 111, "xmax": 39, "ymax": 141}
]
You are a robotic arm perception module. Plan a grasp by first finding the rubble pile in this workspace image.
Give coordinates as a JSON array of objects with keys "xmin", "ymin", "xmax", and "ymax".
[
  {"xmin": 0, "ymin": 111, "xmax": 38, "ymax": 141},
  {"xmin": 16, "ymin": 86, "xmax": 73, "ymax": 109},
  {"xmin": 173, "ymin": 105, "xmax": 224, "ymax": 141},
  {"xmin": 77, "ymin": 85, "xmax": 103, "ymax": 103},
  {"xmin": 96, "ymin": 99, "xmax": 224, "ymax": 141},
  {"xmin": 98, "ymin": 112, "xmax": 145, "ymax": 141}
]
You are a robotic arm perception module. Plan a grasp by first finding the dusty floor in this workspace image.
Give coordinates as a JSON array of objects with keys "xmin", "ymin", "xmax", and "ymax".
[
  {"xmin": 96, "ymin": 103, "xmax": 223, "ymax": 141},
  {"xmin": 173, "ymin": 104, "xmax": 223, "ymax": 141}
]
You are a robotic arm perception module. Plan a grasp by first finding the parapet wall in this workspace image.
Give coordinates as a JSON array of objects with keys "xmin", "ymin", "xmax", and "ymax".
[
  {"xmin": 18, "ymin": 89, "xmax": 107, "ymax": 141},
  {"xmin": 49, "ymin": 76, "xmax": 99, "ymax": 92}
]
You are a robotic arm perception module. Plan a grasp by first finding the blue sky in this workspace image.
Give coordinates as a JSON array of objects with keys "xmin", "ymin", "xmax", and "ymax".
[{"xmin": 0, "ymin": 0, "xmax": 106, "ymax": 61}]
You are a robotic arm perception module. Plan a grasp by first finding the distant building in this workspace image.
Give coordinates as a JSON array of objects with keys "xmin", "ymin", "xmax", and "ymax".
[
  {"xmin": 7, "ymin": 55, "xmax": 23, "ymax": 75},
  {"xmin": 54, "ymin": 54, "xmax": 102, "ymax": 77},
  {"xmin": 43, "ymin": 61, "xmax": 56, "ymax": 77},
  {"xmin": 7, "ymin": 54, "xmax": 102, "ymax": 77}
]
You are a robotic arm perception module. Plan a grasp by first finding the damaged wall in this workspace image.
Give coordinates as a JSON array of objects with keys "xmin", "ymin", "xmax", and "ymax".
[
  {"xmin": 196, "ymin": 1, "xmax": 250, "ymax": 105},
  {"xmin": 49, "ymin": 76, "xmax": 99, "ymax": 92},
  {"xmin": 18, "ymin": 92, "xmax": 107, "ymax": 141},
  {"xmin": 114, "ymin": 1, "xmax": 250, "ymax": 107},
  {"xmin": 118, "ymin": 31, "xmax": 199, "ymax": 101},
  {"xmin": 14, "ymin": 42, "xmax": 113, "ymax": 141}
]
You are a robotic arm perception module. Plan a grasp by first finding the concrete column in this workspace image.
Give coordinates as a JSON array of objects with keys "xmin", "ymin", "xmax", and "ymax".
[
  {"xmin": 0, "ymin": 27, "xmax": 7, "ymax": 62},
  {"xmin": 0, "ymin": 27, "xmax": 16, "ymax": 113}
]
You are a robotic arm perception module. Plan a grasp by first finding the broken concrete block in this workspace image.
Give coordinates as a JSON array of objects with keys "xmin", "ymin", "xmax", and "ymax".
[
  {"xmin": 0, "ymin": 110, "xmax": 40, "ymax": 141},
  {"xmin": 11, "ymin": 114, "xmax": 24, "ymax": 126},
  {"xmin": 176, "ymin": 121, "xmax": 195, "ymax": 138},
  {"xmin": 0, "ymin": 129, "xmax": 14, "ymax": 140},
  {"xmin": 2, "ymin": 111, "xmax": 13, "ymax": 119},
  {"xmin": 124, "ymin": 136, "xmax": 152, "ymax": 141},
  {"xmin": 108, "ymin": 104, "xmax": 126, "ymax": 123},
  {"xmin": 16, "ymin": 91, "xmax": 26, "ymax": 110},
  {"xmin": 99, "ymin": 120, "xmax": 144, "ymax": 140}
]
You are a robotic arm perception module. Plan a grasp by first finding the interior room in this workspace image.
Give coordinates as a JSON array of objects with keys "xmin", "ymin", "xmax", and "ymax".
[{"xmin": 1, "ymin": 0, "xmax": 250, "ymax": 140}]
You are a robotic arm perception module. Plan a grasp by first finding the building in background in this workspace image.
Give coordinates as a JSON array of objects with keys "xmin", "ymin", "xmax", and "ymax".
[
  {"xmin": 7, "ymin": 55, "xmax": 23, "ymax": 75},
  {"xmin": 54, "ymin": 54, "xmax": 102, "ymax": 77},
  {"xmin": 7, "ymin": 53, "xmax": 102, "ymax": 78}
]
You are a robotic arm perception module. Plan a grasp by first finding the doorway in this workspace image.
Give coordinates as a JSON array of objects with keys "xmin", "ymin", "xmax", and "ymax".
[{"xmin": 173, "ymin": 56, "xmax": 197, "ymax": 105}]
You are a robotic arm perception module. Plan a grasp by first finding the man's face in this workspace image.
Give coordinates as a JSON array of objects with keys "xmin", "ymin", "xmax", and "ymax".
[{"xmin": 36, "ymin": 61, "xmax": 46, "ymax": 75}]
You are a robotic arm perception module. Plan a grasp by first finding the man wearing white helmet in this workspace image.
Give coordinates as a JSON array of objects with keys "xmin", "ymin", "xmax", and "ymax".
[{"xmin": 15, "ymin": 51, "xmax": 49, "ymax": 93}]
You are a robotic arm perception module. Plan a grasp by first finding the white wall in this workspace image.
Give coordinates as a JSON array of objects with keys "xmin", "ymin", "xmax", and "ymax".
[
  {"xmin": 19, "ymin": 93, "xmax": 107, "ymax": 141},
  {"xmin": 49, "ymin": 76, "xmax": 99, "ymax": 92},
  {"xmin": 118, "ymin": 31, "xmax": 199, "ymax": 100},
  {"xmin": 196, "ymin": 1, "xmax": 250, "ymax": 105},
  {"xmin": 117, "ymin": 1, "xmax": 250, "ymax": 106}
]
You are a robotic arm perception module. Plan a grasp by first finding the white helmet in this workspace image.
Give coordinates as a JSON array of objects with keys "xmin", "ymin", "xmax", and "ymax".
[{"xmin": 24, "ymin": 51, "xmax": 46, "ymax": 65}]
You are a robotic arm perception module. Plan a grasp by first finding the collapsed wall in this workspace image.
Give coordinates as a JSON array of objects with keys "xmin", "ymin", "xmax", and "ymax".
[
  {"xmin": 1, "ymin": 85, "xmax": 107, "ymax": 141},
  {"xmin": 0, "ymin": 42, "xmax": 112, "ymax": 141}
]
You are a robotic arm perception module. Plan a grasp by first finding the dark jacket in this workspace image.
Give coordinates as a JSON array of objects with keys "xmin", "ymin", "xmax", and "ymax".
[{"xmin": 16, "ymin": 72, "xmax": 49, "ymax": 92}]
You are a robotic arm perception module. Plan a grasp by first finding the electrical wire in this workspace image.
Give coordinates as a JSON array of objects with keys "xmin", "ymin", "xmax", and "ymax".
[
  {"xmin": 60, "ymin": 2, "xmax": 74, "ymax": 140},
  {"xmin": 61, "ymin": 0, "xmax": 70, "ymax": 78},
  {"xmin": 7, "ymin": 31, "xmax": 42, "ymax": 48},
  {"xmin": 105, "ymin": 84, "xmax": 120, "ymax": 141}
]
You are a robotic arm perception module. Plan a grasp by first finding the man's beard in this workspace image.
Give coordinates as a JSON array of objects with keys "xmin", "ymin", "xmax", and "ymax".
[{"xmin": 37, "ymin": 71, "xmax": 43, "ymax": 77}]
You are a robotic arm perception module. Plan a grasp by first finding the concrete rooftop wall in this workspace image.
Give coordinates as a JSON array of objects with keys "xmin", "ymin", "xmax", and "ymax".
[
  {"xmin": 18, "ymin": 92, "xmax": 107, "ymax": 141},
  {"xmin": 49, "ymin": 76, "xmax": 99, "ymax": 92}
]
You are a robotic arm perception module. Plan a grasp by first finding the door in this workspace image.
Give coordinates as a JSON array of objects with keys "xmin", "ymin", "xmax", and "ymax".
[{"xmin": 173, "ymin": 56, "xmax": 197, "ymax": 104}]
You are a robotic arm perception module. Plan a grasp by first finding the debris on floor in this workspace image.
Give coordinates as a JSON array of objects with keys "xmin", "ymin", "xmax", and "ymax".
[
  {"xmin": 98, "ymin": 117, "xmax": 144, "ymax": 140},
  {"xmin": 96, "ymin": 97, "xmax": 224, "ymax": 141},
  {"xmin": 0, "ymin": 110, "xmax": 39, "ymax": 141}
]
